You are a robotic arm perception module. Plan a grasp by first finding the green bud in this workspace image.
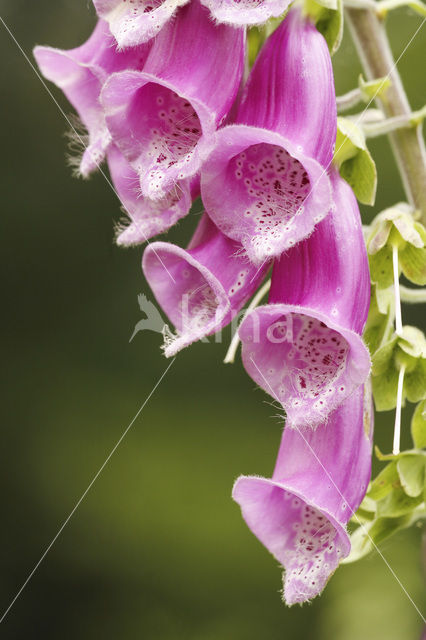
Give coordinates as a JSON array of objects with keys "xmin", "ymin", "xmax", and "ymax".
[
  {"xmin": 397, "ymin": 454, "xmax": 425, "ymax": 497},
  {"xmin": 343, "ymin": 513, "xmax": 420, "ymax": 563},
  {"xmin": 359, "ymin": 74, "xmax": 391, "ymax": 102},
  {"xmin": 377, "ymin": 483, "xmax": 424, "ymax": 517},
  {"xmin": 411, "ymin": 400, "xmax": 426, "ymax": 449},
  {"xmin": 372, "ymin": 327, "xmax": 426, "ymax": 410},
  {"xmin": 304, "ymin": 0, "xmax": 343, "ymax": 55},
  {"xmin": 334, "ymin": 118, "xmax": 377, "ymax": 205},
  {"xmin": 368, "ymin": 204, "xmax": 426, "ymax": 287},
  {"xmin": 368, "ymin": 460, "xmax": 399, "ymax": 501},
  {"xmin": 364, "ymin": 286, "xmax": 395, "ymax": 355}
]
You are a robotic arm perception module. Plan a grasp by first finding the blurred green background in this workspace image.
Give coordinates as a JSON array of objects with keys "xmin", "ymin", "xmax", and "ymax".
[{"xmin": 0, "ymin": 2, "xmax": 425, "ymax": 638}]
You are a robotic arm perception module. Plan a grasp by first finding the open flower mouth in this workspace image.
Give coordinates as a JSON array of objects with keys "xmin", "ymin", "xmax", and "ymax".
[
  {"xmin": 121, "ymin": 0, "xmax": 165, "ymax": 15},
  {"xmin": 129, "ymin": 83, "xmax": 202, "ymax": 198},
  {"xmin": 94, "ymin": 0, "xmax": 189, "ymax": 47},
  {"xmin": 232, "ymin": 477, "xmax": 349, "ymax": 605},
  {"xmin": 202, "ymin": 0, "xmax": 289, "ymax": 25},
  {"xmin": 143, "ymin": 241, "xmax": 231, "ymax": 356},
  {"xmin": 229, "ymin": 143, "xmax": 311, "ymax": 259},
  {"xmin": 239, "ymin": 305, "xmax": 371, "ymax": 428},
  {"xmin": 201, "ymin": 126, "xmax": 332, "ymax": 265},
  {"xmin": 268, "ymin": 313, "xmax": 349, "ymax": 401}
]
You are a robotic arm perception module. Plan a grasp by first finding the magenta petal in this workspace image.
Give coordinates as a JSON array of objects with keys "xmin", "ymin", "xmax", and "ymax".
[
  {"xmin": 93, "ymin": 0, "xmax": 190, "ymax": 49},
  {"xmin": 101, "ymin": 1, "xmax": 245, "ymax": 200},
  {"xmin": 33, "ymin": 20, "xmax": 152, "ymax": 177},
  {"xmin": 142, "ymin": 215, "xmax": 269, "ymax": 356},
  {"xmin": 269, "ymin": 169, "xmax": 371, "ymax": 334},
  {"xmin": 107, "ymin": 145, "xmax": 195, "ymax": 245},
  {"xmin": 239, "ymin": 304, "xmax": 370, "ymax": 428},
  {"xmin": 233, "ymin": 384, "xmax": 373, "ymax": 605},
  {"xmin": 200, "ymin": 6, "xmax": 336, "ymax": 264},
  {"xmin": 201, "ymin": 126, "xmax": 332, "ymax": 264},
  {"xmin": 238, "ymin": 171, "xmax": 371, "ymax": 428},
  {"xmin": 237, "ymin": 7, "xmax": 336, "ymax": 167},
  {"xmin": 201, "ymin": 0, "xmax": 291, "ymax": 25}
]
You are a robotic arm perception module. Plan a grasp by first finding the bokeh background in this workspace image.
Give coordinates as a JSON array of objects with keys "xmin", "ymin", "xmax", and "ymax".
[{"xmin": 0, "ymin": 1, "xmax": 425, "ymax": 638}]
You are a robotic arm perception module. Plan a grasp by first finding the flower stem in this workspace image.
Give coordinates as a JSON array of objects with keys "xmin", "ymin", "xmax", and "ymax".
[
  {"xmin": 224, "ymin": 280, "xmax": 271, "ymax": 364},
  {"xmin": 336, "ymin": 87, "xmax": 363, "ymax": 112},
  {"xmin": 393, "ymin": 364, "xmax": 406, "ymax": 455},
  {"xmin": 399, "ymin": 284, "xmax": 426, "ymax": 303},
  {"xmin": 345, "ymin": 9, "xmax": 426, "ymax": 224},
  {"xmin": 362, "ymin": 105, "xmax": 426, "ymax": 138}
]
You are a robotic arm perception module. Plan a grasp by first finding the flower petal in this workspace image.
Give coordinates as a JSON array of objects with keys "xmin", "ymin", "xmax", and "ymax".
[
  {"xmin": 233, "ymin": 384, "xmax": 373, "ymax": 605},
  {"xmin": 101, "ymin": 1, "xmax": 245, "ymax": 199},
  {"xmin": 238, "ymin": 170, "xmax": 371, "ymax": 428},
  {"xmin": 201, "ymin": 125, "xmax": 332, "ymax": 264},
  {"xmin": 107, "ymin": 145, "xmax": 196, "ymax": 245},
  {"xmin": 142, "ymin": 214, "xmax": 269, "ymax": 356},
  {"xmin": 201, "ymin": 0, "xmax": 291, "ymax": 26},
  {"xmin": 269, "ymin": 169, "xmax": 370, "ymax": 334},
  {"xmin": 33, "ymin": 20, "xmax": 152, "ymax": 176},
  {"xmin": 236, "ymin": 7, "xmax": 336, "ymax": 166},
  {"xmin": 93, "ymin": 0, "xmax": 190, "ymax": 49},
  {"xmin": 239, "ymin": 304, "xmax": 371, "ymax": 428}
]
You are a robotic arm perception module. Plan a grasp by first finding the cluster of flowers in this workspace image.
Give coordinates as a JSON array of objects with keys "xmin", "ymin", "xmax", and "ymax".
[{"xmin": 35, "ymin": 0, "xmax": 374, "ymax": 604}]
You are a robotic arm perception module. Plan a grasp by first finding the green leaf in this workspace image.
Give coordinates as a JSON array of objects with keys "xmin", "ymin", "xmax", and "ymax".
[
  {"xmin": 371, "ymin": 328, "xmax": 426, "ymax": 410},
  {"xmin": 405, "ymin": 356, "xmax": 426, "ymax": 404},
  {"xmin": 367, "ymin": 205, "xmax": 425, "ymax": 286},
  {"xmin": 397, "ymin": 455, "xmax": 425, "ymax": 497},
  {"xmin": 363, "ymin": 287, "xmax": 394, "ymax": 355},
  {"xmin": 377, "ymin": 484, "xmax": 423, "ymax": 517},
  {"xmin": 372, "ymin": 335, "xmax": 397, "ymax": 376},
  {"xmin": 411, "ymin": 400, "xmax": 426, "ymax": 449},
  {"xmin": 342, "ymin": 514, "xmax": 415, "ymax": 563},
  {"xmin": 397, "ymin": 325, "xmax": 426, "ymax": 359},
  {"xmin": 247, "ymin": 28, "xmax": 263, "ymax": 68},
  {"xmin": 359, "ymin": 74, "xmax": 391, "ymax": 102},
  {"xmin": 391, "ymin": 213, "xmax": 424, "ymax": 247},
  {"xmin": 352, "ymin": 495, "xmax": 377, "ymax": 523},
  {"xmin": 334, "ymin": 118, "xmax": 377, "ymax": 204},
  {"xmin": 372, "ymin": 362, "xmax": 399, "ymax": 411},
  {"xmin": 312, "ymin": 0, "xmax": 337, "ymax": 8},
  {"xmin": 306, "ymin": 0, "xmax": 343, "ymax": 55},
  {"xmin": 369, "ymin": 245, "xmax": 394, "ymax": 288},
  {"xmin": 399, "ymin": 222, "xmax": 426, "ymax": 285},
  {"xmin": 339, "ymin": 146, "xmax": 377, "ymax": 206},
  {"xmin": 377, "ymin": 0, "xmax": 426, "ymax": 20},
  {"xmin": 368, "ymin": 461, "xmax": 399, "ymax": 500},
  {"xmin": 375, "ymin": 445, "xmax": 400, "ymax": 461}
]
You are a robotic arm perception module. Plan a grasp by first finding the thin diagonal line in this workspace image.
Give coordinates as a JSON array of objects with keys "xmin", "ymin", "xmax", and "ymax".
[
  {"xmin": 0, "ymin": 358, "xmax": 176, "ymax": 625},
  {"xmin": 0, "ymin": 14, "xmax": 176, "ymax": 284},
  {"xmin": 249, "ymin": 356, "xmax": 426, "ymax": 623}
]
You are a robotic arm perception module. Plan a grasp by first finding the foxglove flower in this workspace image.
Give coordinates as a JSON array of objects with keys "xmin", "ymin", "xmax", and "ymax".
[
  {"xmin": 233, "ymin": 384, "xmax": 373, "ymax": 605},
  {"xmin": 201, "ymin": 0, "xmax": 291, "ymax": 26},
  {"xmin": 34, "ymin": 20, "xmax": 152, "ymax": 177},
  {"xmin": 107, "ymin": 145, "xmax": 199, "ymax": 245},
  {"xmin": 201, "ymin": 7, "xmax": 336, "ymax": 265},
  {"xmin": 101, "ymin": 0, "xmax": 245, "ymax": 201},
  {"xmin": 142, "ymin": 215, "xmax": 269, "ymax": 356},
  {"xmin": 93, "ymin": 0, "xmax": 189, "ymax": 49},
  {"xmin": 238, "ymin": 170, "xmax": 371, "ymax": 428}
]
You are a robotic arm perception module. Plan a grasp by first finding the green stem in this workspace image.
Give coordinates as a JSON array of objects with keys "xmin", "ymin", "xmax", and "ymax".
[
  {"xmin": 345, "ymin": 9, "xmax": 426, "ymax": 224},
  {"xmin": 224, "ymin": 279, "xmax": 271, "ymax": 364},
  {"xmin": 336, "ymin": 87, "xmax": 363, "ymax": 112},
  {"xmin": 399, "ymin": 284, "xmax": 426, "ymax": 303},
  {"xmin": 362, "ymin": 105, "xmax": 426, "ymax": 138}
]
